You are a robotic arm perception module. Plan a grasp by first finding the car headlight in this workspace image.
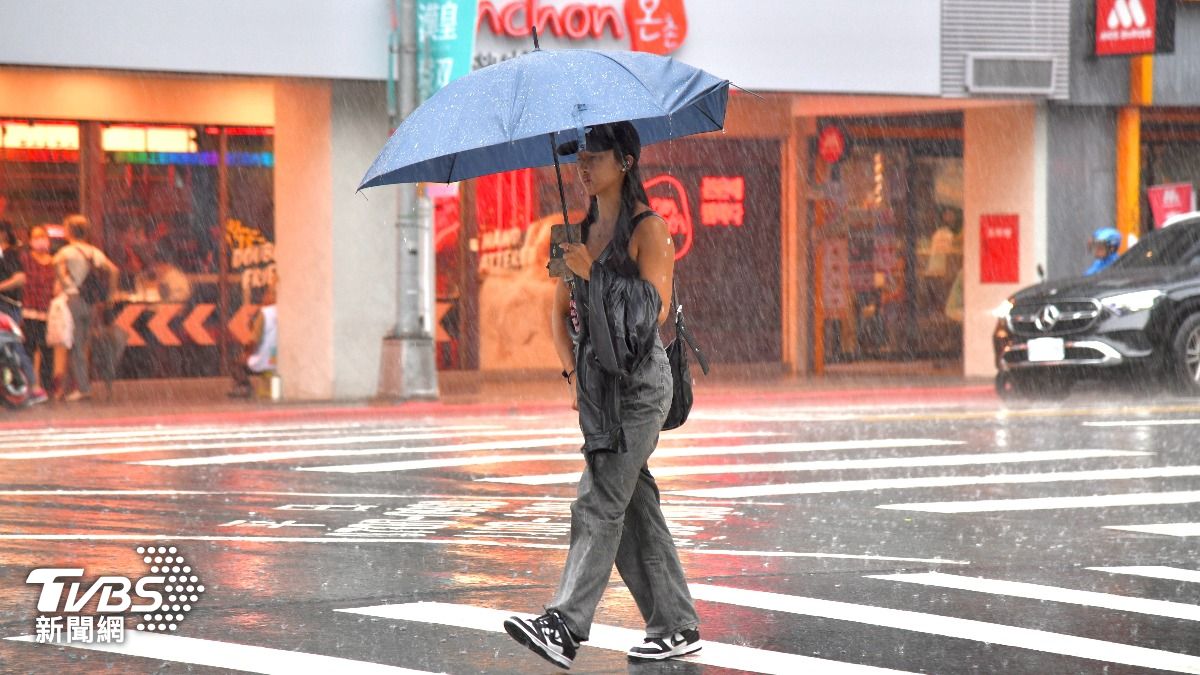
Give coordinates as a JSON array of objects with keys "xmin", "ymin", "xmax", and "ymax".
[
  {"xmin": 1100, "ymin": 290, "xmax": 1164, "ymax": 316},
  {"xmin": 991, "ymin": 299, "xmax": 1014, "ymax": 319}
]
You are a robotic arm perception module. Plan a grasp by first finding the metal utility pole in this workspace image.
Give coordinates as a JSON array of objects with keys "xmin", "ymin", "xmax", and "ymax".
[{"xmin": 379, "ymin": 0, "xmax": 439, "ymax": 400}]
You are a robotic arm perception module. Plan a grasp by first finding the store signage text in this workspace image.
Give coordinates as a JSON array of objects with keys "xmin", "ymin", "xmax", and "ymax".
[
  {"xmin": 980, "ymin": 214, "xmax": 1019, "ymax": 284},
  {"xmin": 1095, "ymin": 0, "xmax": 1156, "ymax": 56},
  {"xmin": 476, "ymin": 0, "xmax": 686, "ymax": 54},
  {"xmin": 700, "ymin": 175, "xmax": 745, "ymax": 227},
  {"xmin": 818, "ymin": 125, "xmax": 847, "ymax": 164},
  {"xmin": 645, "ymin": 174, "xmax": 694, "ymax": 260}
]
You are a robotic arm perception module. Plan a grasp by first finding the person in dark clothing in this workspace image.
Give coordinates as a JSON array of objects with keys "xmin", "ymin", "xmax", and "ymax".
[
  {"xmin": 0, "ymin": 221, "xmax": 46, "ymax": 405},
  {"xmin": 21, "ymin": 225, "xmax": 57, "ymax": 391},
  {"xmin": 503, "ymin": 122, "xmax": 700, "ymax": 670}
]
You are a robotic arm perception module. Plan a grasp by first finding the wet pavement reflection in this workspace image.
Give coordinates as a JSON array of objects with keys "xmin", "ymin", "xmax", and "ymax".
[{"xmin": 2, "ymin": 389, "xmax": 1199, "ymax": 673}]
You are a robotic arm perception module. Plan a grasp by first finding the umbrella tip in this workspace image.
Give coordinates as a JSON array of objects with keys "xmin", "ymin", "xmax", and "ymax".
[{"xmin": 532, "ymin": 27, "xmax": 540, "ymax": 50}]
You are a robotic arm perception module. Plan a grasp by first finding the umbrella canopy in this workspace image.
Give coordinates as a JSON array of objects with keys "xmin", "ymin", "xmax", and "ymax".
[{"xmin": 358, "ymin": 47, "xmax": 729, "ymax": 189}]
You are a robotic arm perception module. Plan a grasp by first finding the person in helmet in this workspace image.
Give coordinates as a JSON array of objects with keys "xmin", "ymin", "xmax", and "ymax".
[{"xmin": 1085, "ymin": 227, "xmax": 1121, "ymax": 275}]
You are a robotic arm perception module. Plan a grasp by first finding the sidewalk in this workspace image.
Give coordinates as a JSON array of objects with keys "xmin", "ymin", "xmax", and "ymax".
[{"xmin": 0, "ymin": 364, "xmax": 996, "ymax": 429}]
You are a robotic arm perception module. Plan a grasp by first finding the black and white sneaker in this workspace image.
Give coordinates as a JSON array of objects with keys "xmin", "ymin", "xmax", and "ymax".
[
  {"xmin": 503, "ymin": 610, "xmax": 578, "ymax": 670},
  {"xmin": 627, "ymin": 628, "xmax": 702, "ymax": 661}
]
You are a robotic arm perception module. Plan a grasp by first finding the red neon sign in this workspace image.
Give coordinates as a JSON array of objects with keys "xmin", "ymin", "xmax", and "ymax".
[
  {"xmin": 477, "ymin": 0, "xmax": 687, "ymax": 54},
  {"xmin": 477, "ymin": 1, "xmax": 626, "ymax": 40},
  {"xmin": 700, "ymin": 175, "xmax": 745, "ymax": 227},
  {"xmin": 645, "ymin": 174, "xmax": 693, "ymax": 260}
]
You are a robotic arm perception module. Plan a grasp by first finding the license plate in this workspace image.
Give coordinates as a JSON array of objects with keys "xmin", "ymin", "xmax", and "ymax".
[{"xmin": 1027, "ymin": 337, "xmax": 1065, "ymax": 362}]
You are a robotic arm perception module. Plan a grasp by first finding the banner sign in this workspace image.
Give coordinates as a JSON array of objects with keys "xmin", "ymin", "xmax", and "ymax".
[
  {"xmin": 1095, "ymin": 0, "xmax": 1156, "ymax": 56},
  {"xmin": 418, "ymin": 0, "xmax": 480, "ymax": 101},
  {"xmin": 980, "ymin": 214, "xmax": 1019, "ymax": 284},
  {"xmin": 1148, "ymin": 182, "xmax": 1195, "ymax": 228}
]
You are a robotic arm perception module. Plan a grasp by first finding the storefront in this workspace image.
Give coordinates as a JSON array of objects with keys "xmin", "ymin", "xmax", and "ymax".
[
  {"xmin": 0, "ymin": 116, "xmax": 275, "ymax": 378},
  {"xmin": 810, "ymin": 114, "xmax": 964, "ymax": 371}
]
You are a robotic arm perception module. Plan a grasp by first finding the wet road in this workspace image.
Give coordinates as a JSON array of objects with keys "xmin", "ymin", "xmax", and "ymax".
[{"xmin": 2, "ymin": 390, "xmax": 1200, "ymax": 674}]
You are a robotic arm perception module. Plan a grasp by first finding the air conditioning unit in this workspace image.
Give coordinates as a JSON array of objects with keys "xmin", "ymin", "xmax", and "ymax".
[{"xmin": 965, "ymin": 52, "xmax": 1057, "ymax": 95}]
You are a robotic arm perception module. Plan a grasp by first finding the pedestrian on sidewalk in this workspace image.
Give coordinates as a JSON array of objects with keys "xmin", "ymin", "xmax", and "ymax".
[
  {"xmin": 20, "ymin": 225, "xmax": 57, "ymax": 392},
  {"xmin": 227, "ymin": 281, "xmax": 277, "ymax": 398},
  {"xmin": 0, "ymin": 221, "xmax": 46, "ymax": 405},
  {"xmin": 53, "ymin": 214, "xmax": 119, "ymax": 402},
  {"xmin": 503, "ymin": 122, "xmax": 701, "ymax": 670}
]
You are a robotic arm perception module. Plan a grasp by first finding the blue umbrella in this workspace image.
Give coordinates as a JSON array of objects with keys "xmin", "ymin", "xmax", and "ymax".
[{"xmin": 358, "ymin": 43, "xmax": 730, "ymax": 197}]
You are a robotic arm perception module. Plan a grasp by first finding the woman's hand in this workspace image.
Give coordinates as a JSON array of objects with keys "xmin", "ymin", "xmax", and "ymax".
[{"xmin": 562, "ymin": 243, "xmax": 593, "ymax": 280}]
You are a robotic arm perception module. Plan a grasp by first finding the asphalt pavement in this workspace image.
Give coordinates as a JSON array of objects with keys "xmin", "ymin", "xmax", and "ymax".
[{"xmin": 1, "ymin": 379, "xmax": 1199, "ymax": 674}]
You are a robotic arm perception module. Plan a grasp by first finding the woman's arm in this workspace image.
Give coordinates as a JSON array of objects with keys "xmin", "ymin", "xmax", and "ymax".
[
  {"xmin": 549, "ymin": 279, "xmax": 578, "ymax": 409},
  {"xmin": 630, "ymin": 215, "xmax": 675, "ymax": 325}
]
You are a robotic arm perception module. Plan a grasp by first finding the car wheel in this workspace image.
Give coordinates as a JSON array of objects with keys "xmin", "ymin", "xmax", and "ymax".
[{"xmin": 1171, "ymin": 314, "xmax": 1200, "ymax": 396}]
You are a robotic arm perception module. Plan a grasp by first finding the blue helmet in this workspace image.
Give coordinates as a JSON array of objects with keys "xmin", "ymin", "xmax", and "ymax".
[{"xmin": 1092, "ymin": 227, "xmax": 1121, "ymax": 248}]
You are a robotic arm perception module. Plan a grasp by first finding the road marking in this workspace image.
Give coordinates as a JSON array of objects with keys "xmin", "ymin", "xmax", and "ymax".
[
  {"xmin": 0, "ymin": 424, "xmax": 501, "ymax": 452},
  {"xmin": 132, "ymin": 431, "xmax": 777, "ymax": 467},
  {"xmin": 9, "ymin": 429, "xmax": 588, "ymax": 461},
  {"xmin": 134, "ymin": 437, "xmax": 584, "ymax": 466},
  {"xmin": 870, "ymin": 572, "xmax": 1200, "ymax": 622},
  {"xmin": 689, "ymin": 584, "xmax": 1200, "ymax": 674},
  {"xmin": 877, "ymin": 490, "xmax": 1200, "ymax": 514},
  {"xmin": 336, "ymin": 601, "xmax": 907, "ymax": 674},
  {"xmin": 1089, "ymin": 566, "xmax": 1200, "ymax": 584},
  {"xmin": 1104, "ymin": 523, "xmax": 1200, "ymax": 537},
  {"xmin": 303, "ymin": 438, "xmax": 964, "ymax": 474},
  {"xmin": 672, "ymin": 462, "xmax": 1200, "ymax": 499},
  {"xmin": 0, "ymin": 534, "xmax": 961, "ymax": 564},
  {"xmin": 686, "ymin": 549, "xmax": 968, "ymax": 565},
  {"xmin": 6, "ymin": 632, "xmax": 435, "ymax": 674},
  {"xmin": 0, "ymin": 490, "xmax": 783, "ymax": 506},
  {"xmin": 1083, "ymin": 419, "xmax": 1200, "ymax": 427},
  {"xmin": 482, "ymin": 449, "xmax": 1147, "ymax": 486}
]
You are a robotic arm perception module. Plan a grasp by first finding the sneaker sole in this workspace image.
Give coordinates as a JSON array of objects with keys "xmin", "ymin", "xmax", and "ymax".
[
  {"xmin": 627, "ymin": 641, "xmax": 702, "ymax": 661},
  {"xmin": 503, "ymin": 618, "xmax": 573, "ymax": 670}
]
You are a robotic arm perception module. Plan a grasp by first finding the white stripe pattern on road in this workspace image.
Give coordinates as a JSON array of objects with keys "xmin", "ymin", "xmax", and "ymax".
[
  {"xmin": 1089, "ymin": 566, "xmax": 1200, "ymax": 584},
  {"xmin": 876, "ymin": 490, "xmax": 1200, "ymax": 514},
  {"xmin": 10, "ymin": 429, "xmax": 585, "ymax": 461},
  {"xmin": 689, "ymin": 584, "xmax": 1200, "ymax": 674},
  {"xmin": 135, "ymin": 431, "xmax": 778, "ymax": 468},
  {"xmin": 1083, "ymin": 419, "xmax": 1200, "ymax": 427},
  {"xmin": 0, "ymin": 534, "xmax": 964, "ymax": 564},
  {"xmin": 336, "ymin": 601, "xmax": 908, "ymax": 674},
  {"xmin": 870, "ymin": 571, "xmax": 1200, "ymax": 622},
  {"xmin": 6, "ymin": 632, "xmax": 436, "ymax": 674},
  {"xmin": 302, "ymin": 438, "xmax": 964, "ymax": 474},
  {"xmin": 480, "ymin": 449, "xmax": 1148, "ymax": 486},
  {"xmin": 0, "ymin": 424, "xmax": 501, "ymax": 452},
  {"xmin": 1104, "ymin": 523, "xmax": 1200, "ymax": 537},
  {"xmin": 672, "ymin": 461, "xmax": 1200, "ymax": 499}
]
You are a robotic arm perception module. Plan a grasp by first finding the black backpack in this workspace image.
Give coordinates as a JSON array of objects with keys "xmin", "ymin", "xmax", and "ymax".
[{"xmin": 77, "ymin": 246, "xmax": 110, "ymax": 305}]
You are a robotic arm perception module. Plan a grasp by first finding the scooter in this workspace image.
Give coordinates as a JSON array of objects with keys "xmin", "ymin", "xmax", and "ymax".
[{"xmin": 0, "ymin": 313, "xmax": 29, "ymax": 408}]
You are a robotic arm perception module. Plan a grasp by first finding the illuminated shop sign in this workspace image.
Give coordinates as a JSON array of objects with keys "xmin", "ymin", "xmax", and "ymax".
[
  {"xmin": 700, "ymin": 175, "xmax": 744, "ymax": 227},
  {"xmin": 645, "ymin": 174, "xmax": 693, "ymax": 260},
  {"xmin": 1095, "ymin": 0, "xmax": 1156, "ymax": 56},
  {"xmin": 476, "ymin": 0, "xmax": 687, "ymax": 54}
]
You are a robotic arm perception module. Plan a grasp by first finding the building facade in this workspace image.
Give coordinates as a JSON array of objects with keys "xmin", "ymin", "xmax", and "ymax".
[{"xmin": 1, "ymin": 0, "xmax": 1193, "ymax": 399}]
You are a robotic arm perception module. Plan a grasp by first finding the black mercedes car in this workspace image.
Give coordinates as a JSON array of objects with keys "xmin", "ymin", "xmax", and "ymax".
[{"xmin": 993, "ymin": 215, "xmax": 1200, "ymax": 399}]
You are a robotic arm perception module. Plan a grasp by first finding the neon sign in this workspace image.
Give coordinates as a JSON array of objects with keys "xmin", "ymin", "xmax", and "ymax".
[
  {"xmin": 700, "ymin": 175, "xmax": 745, "ymax": 227},
  {"xmin": 476, "ymin": 0, "xmax": 687, "ymax": 54},
  {"xmin": 644, "ymin": 174, "xmax": 693, "ymax": 260}
]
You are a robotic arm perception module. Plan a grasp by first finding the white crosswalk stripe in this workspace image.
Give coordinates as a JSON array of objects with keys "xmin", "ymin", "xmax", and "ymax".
[
  {"xmin": 302, "ymin": 438, "xmax": 963, "ymax": 474},
  {"xmin": 1104, "ymin": 522, "xmax": 1200, "ymax": 537},
  {"xmin": 688, "ymin": 583, "xmax": 1200, "ymax": 674},
  {"xmin": 479, "ymin": 449, "xmax": 1148, "ymax": 486},
  {"xmin": 336, "ymin": 601, "xmax": 909, "ymax": 674},
  {"xmin": 1089, "ymin": 566, "xmax": 1200, "ymax": 584},
  {"xmin": 6, "ymin": 632, "xmax": 436, "ymax": 674},
  {"xmin": 669, "ymin": 462, "xmax": 1200, "ymax": 498},
  {"xmin": 870, "ymin": 571, "xmax": 1200, "ymax": 622},
  {"xmin": 877, "ymin": 490, "xmax": 1200, "ymax": 514},
  {"xmin": 134, "ymin": 431, "xmax": 779, "ymax": 467}
]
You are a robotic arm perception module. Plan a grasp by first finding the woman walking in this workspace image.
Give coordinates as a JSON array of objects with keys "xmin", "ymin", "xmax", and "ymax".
[{"xmin": 503, "ymin": 122, "xmax": 700, "ymax": 669}]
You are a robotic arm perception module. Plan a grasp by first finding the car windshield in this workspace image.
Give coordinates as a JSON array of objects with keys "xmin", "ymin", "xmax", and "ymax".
[{"xmin": 1112, "ymin": 221, "xmax": 1200, "ymax": 269}]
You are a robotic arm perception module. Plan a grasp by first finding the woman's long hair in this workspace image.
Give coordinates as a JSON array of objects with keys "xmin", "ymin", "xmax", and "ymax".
[{"xmin": 579, "ymin": 152, "xmax": 650, "ymax": 271}]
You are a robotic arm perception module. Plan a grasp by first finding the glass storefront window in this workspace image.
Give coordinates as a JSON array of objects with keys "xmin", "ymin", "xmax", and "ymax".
[{"xmin": 0, "ymin": 120, "xmax": 81, "ymax": 232}]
